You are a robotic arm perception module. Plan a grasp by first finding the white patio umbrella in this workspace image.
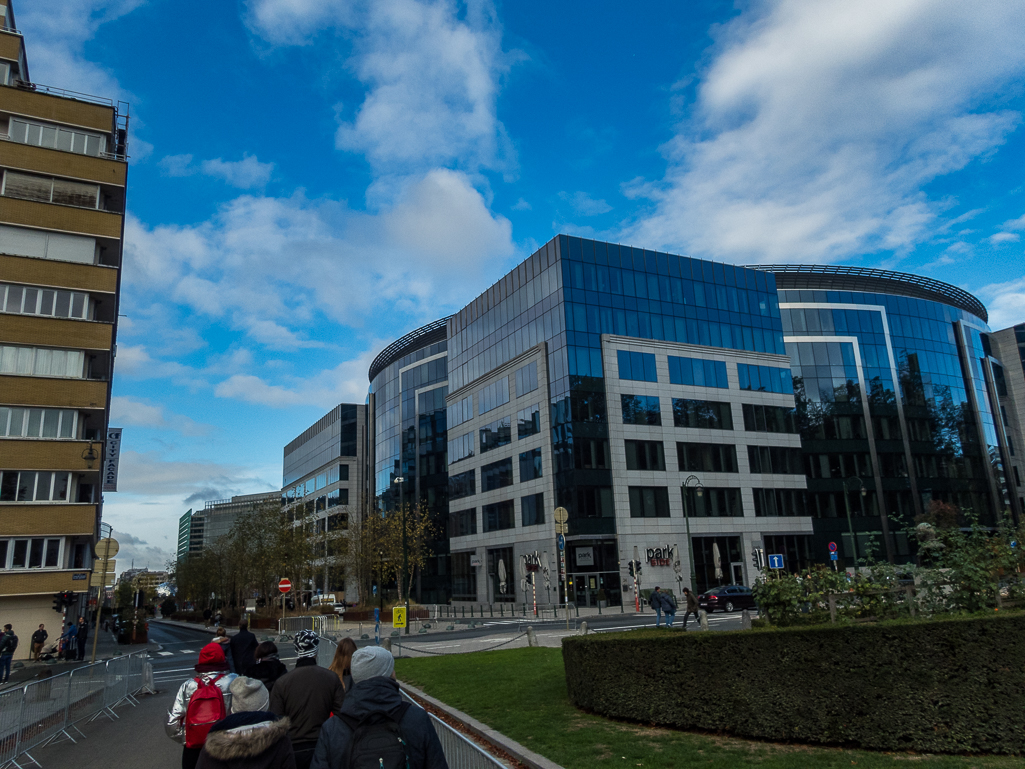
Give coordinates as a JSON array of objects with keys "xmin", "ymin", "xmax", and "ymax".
[
  {"xmin": 712, "ymin": 541, "xmax": 723, "ymax": 581},
  {"xmin": 498, "ymin": 558, "xmax": 508, "ymax": 594}
]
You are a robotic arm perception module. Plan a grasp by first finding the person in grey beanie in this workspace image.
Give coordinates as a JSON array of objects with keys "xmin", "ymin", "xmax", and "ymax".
[
  {"xmin": 311, "ymin": 646, "xmax": 448, "ymax": 769},
  {"xmin": 269, "ymin": 631, "xmax": 344, "ymax": 769}
]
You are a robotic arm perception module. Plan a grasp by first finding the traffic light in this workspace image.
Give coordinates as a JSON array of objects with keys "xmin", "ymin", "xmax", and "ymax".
[
  {"xmin": 52, "ymin": 593, "xmax": 63, "ymax": 613},
  {"xmin": 634, "ymin": 559, "xmax": 642, "ymax": 576},
  {"xmin": 751, "ymin": 549, "xmax": 764, "ymax": 570},
  {"xmin": 628, "ymin": 561, "xmax": 635, "ymax": 577}
]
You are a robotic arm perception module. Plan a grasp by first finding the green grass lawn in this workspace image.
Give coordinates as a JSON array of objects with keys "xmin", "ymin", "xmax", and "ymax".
[{"xmin": 395, "ymin": 647, "xmax": 1022, "ymax": 769}]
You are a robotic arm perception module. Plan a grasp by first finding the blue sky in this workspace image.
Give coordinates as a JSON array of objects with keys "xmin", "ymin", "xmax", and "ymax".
[{"xmin": 16, "ymin": 0, "xmax": 1025, "ymax": 571}]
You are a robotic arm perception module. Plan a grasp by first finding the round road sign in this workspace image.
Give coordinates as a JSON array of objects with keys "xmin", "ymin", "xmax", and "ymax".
[
  {"xmin": 278, "ymin": 578, "xmax": 292, "ymax": 594},
  {"xmin": 554, "ymin": 507, "xmax": 568, "ymax": 524},
  {"xmin": 828, "ymin": 542, "xmax": 838, "ymax": 553},
  {"xmin": 95, "ymin": 538, "xmax": 120, "ymax": 558}
]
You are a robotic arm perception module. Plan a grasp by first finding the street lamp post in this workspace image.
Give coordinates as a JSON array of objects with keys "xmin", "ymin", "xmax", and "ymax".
[
  {"xmin": 378, "ymin": 550, "xmax": 384, "ymax": 612},
  {"xmin": 393, "ymin": 476, "xmax": 410, "ymax": 635},
  {"xmin": 682, "ymin": 475, "xmax": 703, "ymax": 591},
  {"xmin": 842, "ymin": 476, "xmax": 868, "ymax": 576}
]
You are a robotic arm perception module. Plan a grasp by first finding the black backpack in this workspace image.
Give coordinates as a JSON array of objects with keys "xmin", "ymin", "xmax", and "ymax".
[{"xmin": 339, "ymin": 702, "xmax": 412, "ymax": 769}]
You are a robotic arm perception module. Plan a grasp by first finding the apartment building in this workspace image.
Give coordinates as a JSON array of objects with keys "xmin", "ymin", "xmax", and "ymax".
[{"xmin": 0, "ymin": 0, "xmax": 128, "ymax": 652}]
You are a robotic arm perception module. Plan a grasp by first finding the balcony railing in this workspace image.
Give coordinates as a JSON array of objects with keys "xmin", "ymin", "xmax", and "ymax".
[{"xmin": 12, "ymin": 79, "xmax": 114, "ymax": 107}]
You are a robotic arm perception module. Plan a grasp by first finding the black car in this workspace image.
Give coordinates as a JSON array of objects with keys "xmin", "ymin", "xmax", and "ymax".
[{"xmin": 698, "ymin": 585, "xmax": 756, "ymax": 613}]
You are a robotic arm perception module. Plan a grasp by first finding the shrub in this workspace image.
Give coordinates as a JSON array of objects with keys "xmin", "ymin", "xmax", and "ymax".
[{"xmin": 562, "ymin": 613, "xmax": 1025, "ymax": 754}]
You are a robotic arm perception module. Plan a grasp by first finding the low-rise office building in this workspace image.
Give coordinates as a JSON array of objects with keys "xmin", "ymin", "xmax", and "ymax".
[
  {"xmin": 282, "ymin": 403, "xmax": 367, "ymax": 601},
  {"xmin": 989, "ymin": 323, "xmax": 1025, "ymax": 516}
]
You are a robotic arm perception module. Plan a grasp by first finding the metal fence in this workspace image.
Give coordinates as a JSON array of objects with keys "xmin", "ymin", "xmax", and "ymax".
[
  {"xmin": 317, "ymin": 636, "xmax": 507, "ymax": 768},
  {"xmin": 0, "ymin": 650, "xmax": 150, "ymax": 768},
  {"xmin": 278, "ymin": 615, "xmax": 346, "ymax": 636}
]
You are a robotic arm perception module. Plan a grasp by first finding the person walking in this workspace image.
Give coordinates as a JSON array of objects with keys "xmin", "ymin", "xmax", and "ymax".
[
  {"xmin": 166, "ymin": 643, "xmax": 238, "ymax": 769},
  {"xmin": 203, "ymin": 608, "xmax": 212, "ymax": 628},
  {"xmin": 197, "ymin": 677, "xmax": 296, "ymax": 769},
  {"xmin": 268, "ymin": 630, "xmax": 345, "ymax": 769},
  {"xmin": 682, "ymin": 587, "xmax": 700, "ymax": 630},
  {"xmin": 661, "ymin": 588, "xmax": 678, "ymax": 628},
  {"xmin": 0, "ymin": 625, "xmax": 18, "ymax": 683},
  {"xmin": 229, "ymin": 621, "xmax": 258, "ymax": 676},
  {"xmin": 327, "ymin": 638, "xmax": 357, "ymax": 692},
  {"xmin": 311, "ymin": 646, "xmax": 448, "ymax": 769},
  {"xmin": 76, "ymin": 617, "xmax": 89, "ymax": 661},
  {"xmin": 246, "ymin": 641, "xmax": 288, "ymax": 695},
  {"xmin": 650, "ymin": 586, "xmax": 673, "ymax": 627},
  {"xmin": 30, "ymin": 624, "xmax": 47, "ymax": 662}
]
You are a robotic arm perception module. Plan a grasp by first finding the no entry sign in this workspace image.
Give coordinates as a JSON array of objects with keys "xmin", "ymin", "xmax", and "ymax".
[{"xmin": 278, "ymin": 578, "xmax": 292, "ymax": 594}]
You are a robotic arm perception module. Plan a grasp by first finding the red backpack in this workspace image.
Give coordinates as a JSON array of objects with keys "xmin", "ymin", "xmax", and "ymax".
[{"xmin": 184, "ymin": 675, "xmax": 226, "ymax": 748}]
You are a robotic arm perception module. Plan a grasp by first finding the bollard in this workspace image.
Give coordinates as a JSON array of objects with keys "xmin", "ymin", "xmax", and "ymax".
[
  {"xmin": 526, "ymin": 626, "xmax": 538, "ymax": 647},
  {"xmin": 741, "ymin": 609, "xmax": 752, "ymax": 630},
  {"xmin": 575, "ymin": 603, "xmax": 580, "ymax": 618},
  {"xmin": 579, "ymin": 620, "xmax": 588, "ymax": 635},
  {"xmin": 500, "ymin": 604, "xmax": 504, "ymax": 617},
  {"xmin": 462, "ymin": 606, "xmax": 465, "ymax": 618},
  {"xmin": 382, "ymin": 637, "xmax": 392, "ymax": 651},
  {"xmin": 699, "ymin": 609, "xmax": 709, "ymax": 631},
  {"xmin": 490, "ymin": 604, "xmax": 494, "ymax": 617},
  {"xmin": 471, "ymin": 605, "xmax": 475, "ymax": 618}
]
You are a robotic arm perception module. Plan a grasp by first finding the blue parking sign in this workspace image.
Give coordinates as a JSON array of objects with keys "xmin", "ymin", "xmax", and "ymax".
[
  {"xmin": 768, "ymin": 554, "xmax": 785, "ymax": 570},
  {"xmin": 830, "ymin": 552, "xmax": 838, "ymax": 561}
]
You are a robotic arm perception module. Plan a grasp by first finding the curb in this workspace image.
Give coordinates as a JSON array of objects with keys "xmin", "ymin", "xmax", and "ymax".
[{"xmin": 398, "ymin": 680, "xmax": 565, "ymax": 769}]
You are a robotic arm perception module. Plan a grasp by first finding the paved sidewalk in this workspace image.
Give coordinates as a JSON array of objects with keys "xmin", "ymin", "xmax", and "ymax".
[{"xmin": 0, "ymin": 628, "xmax": 152, "ymax": 693}]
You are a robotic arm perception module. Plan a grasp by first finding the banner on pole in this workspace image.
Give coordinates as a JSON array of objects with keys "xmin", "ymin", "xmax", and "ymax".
[{"xmin": 103, "ymin": 428, "xmax": 123, "ymax": 492}]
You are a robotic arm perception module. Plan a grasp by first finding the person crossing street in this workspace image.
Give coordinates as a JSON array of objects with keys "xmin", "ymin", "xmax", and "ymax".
[{"xmin": 682, "ymin": 587, "xmax": 700, "ymax": 629}]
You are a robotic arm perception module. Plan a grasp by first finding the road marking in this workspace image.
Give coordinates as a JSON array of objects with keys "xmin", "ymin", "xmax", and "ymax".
[
  {"xmin": 179, "ymin": 649, "xmax": 196, "ymax": 653},
  {"xmin": 157, "ymin": 651, "xmax": 173, "ymax": 656}
]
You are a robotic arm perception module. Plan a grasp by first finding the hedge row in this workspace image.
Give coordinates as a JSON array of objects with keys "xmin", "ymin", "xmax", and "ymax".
[{"xmin": 562, "ymin": 613, "xmax": 1025, "ymax": 754}]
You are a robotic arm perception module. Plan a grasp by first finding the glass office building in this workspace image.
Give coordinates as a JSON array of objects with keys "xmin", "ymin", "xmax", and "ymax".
[
  {"xmin": 368, "ymin": 318, "xmax": 452, "ymax": 603},
  {"xmin": 367, "ymin": 240, "xmax": 1021, "ymax": 604},
  {"xmin": 759, "ymin": 266, "xmax": 1021, "ymax": 564}
]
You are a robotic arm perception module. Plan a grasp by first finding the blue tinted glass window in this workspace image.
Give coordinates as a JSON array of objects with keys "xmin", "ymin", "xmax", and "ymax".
[
  {"xmin": 617, "ymin": 350, "xmax": 657, "ymax": 382},
  {"xmin": 622, "ymin": 395, "xmax": 662, "ymax": 425},
  {"xmin": 668, "ymin": 356, "xmax": 728, "ymax": 389},
  {"xmin": 737, "ymin": 364, "xmax": 793, "ymax": 394}
]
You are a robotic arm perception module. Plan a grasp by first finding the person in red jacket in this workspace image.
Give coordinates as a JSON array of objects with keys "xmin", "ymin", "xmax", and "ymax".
[{"xmin": 166, "ymin": 643, "xmax": 238, "ymax": 769}]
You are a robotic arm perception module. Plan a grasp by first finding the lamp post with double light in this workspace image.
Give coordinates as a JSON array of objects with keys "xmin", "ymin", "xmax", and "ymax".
[
  {"xmin": 682, "ymin": 475, "xmax": 703, "ymax": 590},
  {"xmin": 843, "ymin": 476, "xmax": 868, "ymax": 576}
]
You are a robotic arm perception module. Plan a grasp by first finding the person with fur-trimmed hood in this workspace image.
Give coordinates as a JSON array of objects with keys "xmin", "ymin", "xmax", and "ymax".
[{"xmin": 197, "ymin": 677, "xmax": 296, "ymax": 769}]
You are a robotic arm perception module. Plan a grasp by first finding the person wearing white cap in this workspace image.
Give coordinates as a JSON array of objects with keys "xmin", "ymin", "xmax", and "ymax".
[{"xmin": 311, "ymin": 646, "xmax": 448, "ymax": 769}]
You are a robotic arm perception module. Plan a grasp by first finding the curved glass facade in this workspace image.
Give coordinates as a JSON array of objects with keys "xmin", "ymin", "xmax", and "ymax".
[
  {"xmin": 765, "ymin": 268, "xmax": 1020, "ymax": 563},
  {"xmin": 368, "ymin": 322, "xmax": 450, "ymax": 602}
]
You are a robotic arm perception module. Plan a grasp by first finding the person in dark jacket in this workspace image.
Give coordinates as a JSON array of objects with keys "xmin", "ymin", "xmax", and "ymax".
[
  {"xmin": 311, "ymin": 646, "xmax": 447, "ymax": 769},
  {"xmin": 655, "ymin": 587, "xmax": 677, "ymax": 628},
  {"xmin": 649, "ymin": 586, "xmax": 670, "ymax": 627},
  {"xmin": 682, "ymin": 587, "xmax": 700, "ymax": 629},
  {"xmin": 229, "ymin": 621, "xmax": 258, "ymax": 675},
  {"xmin": 245, "ymin": 641, "xmax": 288, "ymax": 695},
  {"xmin": 30, "ymin": 625, "xmax": 47, "ymax": 662},
  {"xmin": 76, "ymin": 617, "xmax": 89, "ymax": 661},
  {"xmin": 0, "ymin": 625, "xmax": 17, "ymax": 682},
  {"xmin": 269, "ymin": 630, "xmax": 344, "ymax": 769}
]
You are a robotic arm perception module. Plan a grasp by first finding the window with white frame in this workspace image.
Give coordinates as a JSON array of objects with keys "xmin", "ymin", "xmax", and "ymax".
[
  {"xmin": 7, "ymin": 118, "xmax": 108, "ymax": 157},
  {"xmin": 1, "ymin": 170, "xmax": 101, "ymax": 209},
  {"xmin": 0, "ymin": 224, "xmax": 98, "ymax": 265},
  {"xmin": 0, "ymin": 538, "xmax": 63, "ymax": 569},
  {"xmin": 0, "ymin": 345, "xmax": 86, "ymax": 378},
  {"xmin": 1, "ymin": 283, "xmax": 90, "ymax": 319},
  {"xmin": 0, "ymin": 471, "xmax": 73, "ymax": 502},
  {"xmin": 0, "ymin": 407, "xmax": 78, "ymax": 438}
]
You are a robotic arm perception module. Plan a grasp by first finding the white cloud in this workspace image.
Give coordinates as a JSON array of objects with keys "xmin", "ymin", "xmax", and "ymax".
[
  {"xmin": 159, "ymin": 154, "xmax": 194, "ymax": 177},
  {"xmin": 979, "ymin": 276, "xmax": 1025, "ymax": 331},
  {"xmin": 114, "ymin": 449, "xmax": 272, "ymax": 500},
  {"xmin": 110, "ymin": 396, "xmax": 212, "ymax": 436},
  {"xmin": 1002, "ymin": 213, "xmax": 1025, "ymax": 231},
  {"xmin": 123, "ymin": 169, "xmax": 515, "ymax": 337},
  {"xmin": 512, "ymin": 198, "xmax": 531, "ymax": 211},
  {"xmin": 157, "ymin": 153, "xmax": 275, "ymax": 189},
  {"xmin": 103, "ymin": 530, "xmax": 175, "ymax": 575},
  {"xmin": 14, "ymin": 0, "xmax": 145, "ymax": 98},
  {"xmin": 247, "ymin": 0, "xmax": 518, "ymax": 175},
  {"xmin": 213, "ymin": 347, "xmax": 379, "ymax": 409},
  {"xmin": 201, "ymin": 155, "xmax": 275, "ymax": 189},
  {"xmin": 988, "ymin": 232, "xmax": 1021, "ymax": 245},
  {"xmin": 561, "ymin": 191, "xmax": 612, "ymax": 216},
  {"xmin": 626, "ymin": 0, "xmax": 1025, "ymax": 264}
]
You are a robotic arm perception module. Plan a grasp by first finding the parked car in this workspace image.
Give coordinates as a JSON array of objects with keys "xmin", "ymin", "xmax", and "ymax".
[{"xmin": 698, "ymin": 585, "xmax": 756, "ymax": 613}]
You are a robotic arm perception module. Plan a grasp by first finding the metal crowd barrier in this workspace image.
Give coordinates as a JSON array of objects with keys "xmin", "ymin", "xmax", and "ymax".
[
  {"xmin": 317, "ymin": 636, "xmax": 507, "ymax": 768},
  {"xmin": 0, "ymin": 650, "xmax": 150, "ymax": 768},
  {"xmin": 277, "ymin": 615, "xmax": 346, "ymax": 636}
]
